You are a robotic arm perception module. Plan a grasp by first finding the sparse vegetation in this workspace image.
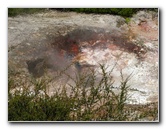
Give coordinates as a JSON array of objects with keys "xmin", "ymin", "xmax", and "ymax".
[
  {"xmin": 125, "ymin": 18, "xmax": 131, "ymax": 24},
  {"xmin": 8, "ymin": 64, "xmax": 158, "ymax": 121}
]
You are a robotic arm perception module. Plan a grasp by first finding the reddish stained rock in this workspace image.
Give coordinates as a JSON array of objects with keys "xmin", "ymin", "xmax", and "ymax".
[
  {"xmin": 70, "ymin": 43, "xmax": 79, "ymax": 55},
  {"xmin": 108, "ymin": 44, "xmax": 118, "ymax": 50}
]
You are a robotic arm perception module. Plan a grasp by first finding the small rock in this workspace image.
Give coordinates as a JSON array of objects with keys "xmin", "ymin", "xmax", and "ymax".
[{"xmin": 9, "ymin": 27, "xmax": 16, "ymax": 29}]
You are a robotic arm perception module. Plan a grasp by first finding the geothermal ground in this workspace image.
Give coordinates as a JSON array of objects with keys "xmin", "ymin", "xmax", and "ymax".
[{"xmin": 8, "ymin": 10, "xmax": 159, "ymax": 106}]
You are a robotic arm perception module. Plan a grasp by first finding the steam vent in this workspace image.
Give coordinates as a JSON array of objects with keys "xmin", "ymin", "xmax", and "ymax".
[{"xmin": 8, "ymin": 9, "xmax": 159, "ymax": 121}]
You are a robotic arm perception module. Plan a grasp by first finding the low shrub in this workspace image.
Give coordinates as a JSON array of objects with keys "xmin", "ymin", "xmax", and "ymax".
[
  {"xmin": 53, "ymin": 8, "xmax": 157, "ymax": 17},
  {"xmin": 8, "ymin": 8, "xmax": 45, "ymax": 17},
  {"xmin": 8, "ymin": 64, "xmax": 158, "ymax": 121},
  {"xmin": 8, "ymin": 8, "xmax": 158, "ymax": 17}
]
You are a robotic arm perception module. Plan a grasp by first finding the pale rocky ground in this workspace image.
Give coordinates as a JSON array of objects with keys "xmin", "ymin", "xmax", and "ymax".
[{"xmin": 8, "ymin": 10, "xmax": 159, "ymax": 110}]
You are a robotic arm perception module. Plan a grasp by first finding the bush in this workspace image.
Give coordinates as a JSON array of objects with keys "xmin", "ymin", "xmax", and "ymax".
[
  {"xmin": 61, "ymin": 8, "xmax": 137, "ymax": 17},
  {"xmin": 8, "ymin": 64, "xmax": 158, "ymax": 121},
  {"xmin": 8, "ymin": 8, "xmax": 158, "ymax": 17},
  {"xmin": 53, "ymin": 8, "xmax": 157, "ymax": 17},
  {"xmin": 8, "ymin": 8, "xmax": 45, "ymax": 17}
]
